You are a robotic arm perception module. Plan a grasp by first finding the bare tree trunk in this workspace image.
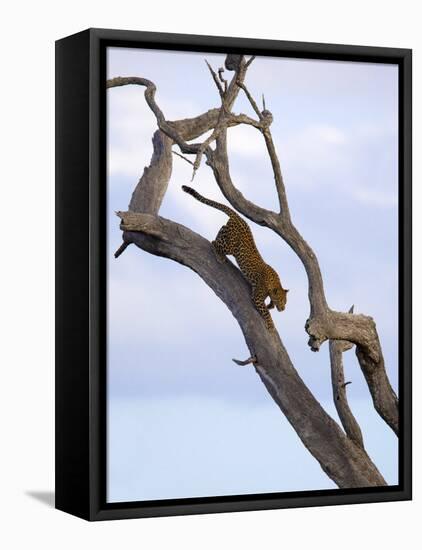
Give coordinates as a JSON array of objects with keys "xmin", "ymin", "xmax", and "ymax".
[{"xmin": 108, "ymin": 54, "xmax": 398, "ymax": 488}]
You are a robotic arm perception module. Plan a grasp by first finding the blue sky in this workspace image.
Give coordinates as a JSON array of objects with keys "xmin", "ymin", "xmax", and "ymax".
[{"xmin": 106, "ymin": 47, "xmax": 399, "ymax": 502}]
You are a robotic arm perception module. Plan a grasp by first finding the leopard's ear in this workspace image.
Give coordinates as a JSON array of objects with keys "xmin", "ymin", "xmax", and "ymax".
[{"xmin": 285, "ymin": 289, "xmax": 289, "ymax": 293}]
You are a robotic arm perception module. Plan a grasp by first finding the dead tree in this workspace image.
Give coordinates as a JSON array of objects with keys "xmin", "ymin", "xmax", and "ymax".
[{"xmin": 107, "ymin": 55, "xmax": 398, "ymax": 488}]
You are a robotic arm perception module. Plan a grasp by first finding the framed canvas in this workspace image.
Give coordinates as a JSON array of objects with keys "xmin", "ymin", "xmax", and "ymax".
[{"xmin": 55, "ymin": 28, "xmax": 412, "ymax": 521}]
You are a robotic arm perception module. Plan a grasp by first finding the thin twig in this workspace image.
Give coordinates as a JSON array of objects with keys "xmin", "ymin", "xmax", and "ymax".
[
  {"xmin": 190, "ymin": 68, "xmax": 232, "ymax": 178},
  {"xmin": 173, "ymin": 150, "xmax": 195, "ymax": 166},
  {"xmin": 232, "ymin": 356, "xmax": 258, "ymax": 366},
  {"xmin": 245, "ymin": 55, "xmax": 256, "ymax": 68},
  {"xmin": 237, "ymin": 81, "xmax": 262, "ymax": 119},
  {"xmin": 218, "ymin": 67, "xmax": 228, "ymax": 93},
  {"xmin": 205, "ymin": 60, "xmax": 224, "ymax": 97},
  {"xmin": 114, "ymin": 241, "xmax": 130, "ymax": 259},
  {"xmin": 261, "ymin": 129, "xmax": 290, "ymax": 217},
  {"xmin": 191, "ymin": 118, "xmax": 224, "ymax": 179}
]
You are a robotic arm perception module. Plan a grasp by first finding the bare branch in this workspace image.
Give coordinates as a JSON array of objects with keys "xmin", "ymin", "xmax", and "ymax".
[
  {"xmin": 232, "ymin": 356, "xmax": 258, "ymax": 366},
  {"xmin": 237, "ymin": 81, "xmax": 263, "ymax": 119},
  {"xmin": 128, "ymin": 130, "xmax": 173, "ymax": 214},
  {"xmin": 190, "ymin": 58, "xmax": 265, "ymax": 178},
  {"xmin": 116, "ymin": 211, "xmax": 169, "ymax": 241},
  {"xmin": 356, "ymin": 346, "xmax": 398, "ymax": 434},
  {"xmin": 261, "ymin": 129, "xmax": 291, "ymax": 219},
  {"xmin": 218, "ymin": 67, "xmax": 228, "ymax": 93},
  {"xmin": 191, "ymin": 101, "xmax": 227, "ymax": 179},
  {"xmin": 245, "ymin": 55, "xmax": 256, "ymax": 68},
  {"xmin": 227, "ymin": 113, "xmax": 262, "ymax": 129},
  {"xmin": 190, "ymin": 58, "xmax": 260, "ymax": 178},
  {"xmin": 329, "ymin": 337, "xmax": 365, "ymax": 450},
  {"xmin": 205, "ymin": 60, "xmax": 224, "ymax": 97},
  {"xmin": 173, "ymin": 150, "xmax": 195, "ymax": 166},
  {"xmin": 114, "ymin": 241, "xmax": 130, "ymax": 259},
  {"xmin": 107, "ymin": 77, "xmax": 201, "ymax": 157}
]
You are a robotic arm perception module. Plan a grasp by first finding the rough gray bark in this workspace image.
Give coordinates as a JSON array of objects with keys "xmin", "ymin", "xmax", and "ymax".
[{"xmin": 108, "ymin": 54, "xmax": 398, "ymax": 488}]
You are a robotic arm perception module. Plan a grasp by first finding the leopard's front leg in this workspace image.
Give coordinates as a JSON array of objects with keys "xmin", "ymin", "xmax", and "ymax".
[{"xmin": 252, "ymin": 284, "xmax": 275, "ymax": 330}]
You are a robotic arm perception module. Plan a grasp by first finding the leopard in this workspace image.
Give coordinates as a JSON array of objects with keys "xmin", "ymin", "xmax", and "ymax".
[{"xmin": 182, "ymin": 185, "xmax": 288, "ymax": 330}]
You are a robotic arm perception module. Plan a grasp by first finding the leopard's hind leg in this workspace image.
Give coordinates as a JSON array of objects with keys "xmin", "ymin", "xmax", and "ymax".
[{"xmin": 212, "ymin": 224, "xmax": 235, "ymax": 263}]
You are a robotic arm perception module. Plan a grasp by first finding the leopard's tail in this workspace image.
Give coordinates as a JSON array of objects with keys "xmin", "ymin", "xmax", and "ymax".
[{"xmin": 182, "ymin": 185, "xmax": 236, "ymax": 218}]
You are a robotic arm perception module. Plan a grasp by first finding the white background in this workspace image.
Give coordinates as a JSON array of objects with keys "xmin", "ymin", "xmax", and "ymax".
[{"xmin": 0, "ymin": 1, "xmax": 419, "ymax": 548}]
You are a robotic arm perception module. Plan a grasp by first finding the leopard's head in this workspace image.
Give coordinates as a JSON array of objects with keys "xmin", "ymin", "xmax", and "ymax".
[
  {"xmin": 270, "ymin": 286, "xmax": 289, "ymax": 311},
  {"xmin": 266, "ymin": 266, "xmax": 289, "ymax": 312}
]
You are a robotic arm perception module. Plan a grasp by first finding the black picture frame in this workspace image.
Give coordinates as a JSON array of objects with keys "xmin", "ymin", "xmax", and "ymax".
[{"xmin": 55, "ymin": 28, "xmax": 412, "ymax": 521}]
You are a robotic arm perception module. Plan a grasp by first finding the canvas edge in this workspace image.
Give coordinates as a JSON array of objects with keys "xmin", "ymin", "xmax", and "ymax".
[{"xmin": 55, "ymin": 27, "xmax": 412, "ymax": 522}]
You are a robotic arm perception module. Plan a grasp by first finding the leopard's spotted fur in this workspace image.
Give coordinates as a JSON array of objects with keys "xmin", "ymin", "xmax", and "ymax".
[{"xmin": 182, "ymin": 186, "xmax": 288, "ymax": 330}]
